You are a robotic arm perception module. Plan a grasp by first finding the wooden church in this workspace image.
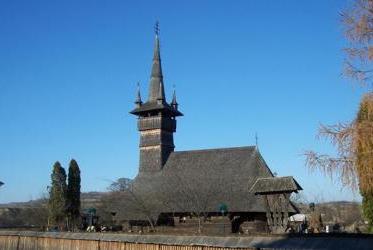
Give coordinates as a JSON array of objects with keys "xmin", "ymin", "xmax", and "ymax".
[{"xmin": 127, "ymin": 26, "xmax": 302, "ymax": 233}]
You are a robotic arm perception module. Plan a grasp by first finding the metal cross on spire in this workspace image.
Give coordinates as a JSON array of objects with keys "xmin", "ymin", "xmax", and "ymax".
[
  {"xmin": 255, "ymin": 132, "xmax": 259, "ymax": 149},
  {"xmin": 154, "ymin": 21, "xmax": 160, "ymax": 36}
]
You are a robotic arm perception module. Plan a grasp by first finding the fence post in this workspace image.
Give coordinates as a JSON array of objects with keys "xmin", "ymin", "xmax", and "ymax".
[{"xmin": 16, "ymin": 235, "xmax": 20, "ymax": 250}]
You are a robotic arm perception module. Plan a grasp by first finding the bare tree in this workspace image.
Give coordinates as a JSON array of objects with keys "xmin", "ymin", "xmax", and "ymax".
[
  {"xmin": 108, "ymin": 178, "xmax": 132, "ymax": 192},
  {"xmin": 305, "ymin": 0, "xmax": 373, "ymax": 232},
  {"xmin": 304, "ymin": 122, "xmax": 357, "ymax": 189},
  {"xmin": 305, "ymin": 0, "xmax": 373, "ymax": 190},
  {"xmin": 305, "ymin": 95, "xmax": 373, "ymax": 188},
  {"xmin": 158, "ymin": 169, "xmax": 229, "ymax": 234},
  {"xmin": 343, "ymin": 0, "xmax": 373, "ymax": 87},
  {"xmin": 99, "ymin": 178, "xmax": 158, "ymax": 231}
]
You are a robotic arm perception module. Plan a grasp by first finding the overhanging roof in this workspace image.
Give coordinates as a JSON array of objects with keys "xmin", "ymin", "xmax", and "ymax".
[
  {"xmin": 130, "ymin": 101, "xmax": 183, "ymax": 117},
  {"xmin": 249, "ymin": 176, "xmax": 303, "ymax": 195}
]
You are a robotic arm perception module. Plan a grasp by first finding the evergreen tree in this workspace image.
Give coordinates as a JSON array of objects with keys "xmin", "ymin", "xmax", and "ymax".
[
  {"xmin": 66, "ymin": 159, "xmax": 81, "ymax": 229},
  {"xmin": 48, "ymin": 161, "xmax": 67, "ymax": 227},
  {"xmin": 356, "ymin": 94, "xmax": 373, "ymax": 231}
]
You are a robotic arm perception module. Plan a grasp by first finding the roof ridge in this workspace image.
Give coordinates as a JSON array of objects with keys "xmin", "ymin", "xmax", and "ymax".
[
  {"xmin": 256, "ymin": 176, "xmax": 293, "ymax": 180},
  {"xmin": 173, "ymin": 146, "xmax": 256, "ymax": 154}
]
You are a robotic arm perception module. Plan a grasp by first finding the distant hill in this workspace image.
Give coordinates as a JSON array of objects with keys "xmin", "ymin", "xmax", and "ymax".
[{"xmin": 0, "ymin": 191, "xmax": 105, "ymax": 209}]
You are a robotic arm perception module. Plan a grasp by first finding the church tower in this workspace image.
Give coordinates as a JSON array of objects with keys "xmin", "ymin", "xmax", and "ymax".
[{"xmin": 130, "ymin": 24, "xmax": 183, "ymax": 173}]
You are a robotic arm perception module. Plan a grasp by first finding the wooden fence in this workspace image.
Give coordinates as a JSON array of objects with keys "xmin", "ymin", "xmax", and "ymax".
[
  {"xmin": 1, "ymin": 231, "xmax": 373, "ymax": 250},
  {"xmin": 0, "ymin": 232, "xmax": 256, "ymax": 250}
]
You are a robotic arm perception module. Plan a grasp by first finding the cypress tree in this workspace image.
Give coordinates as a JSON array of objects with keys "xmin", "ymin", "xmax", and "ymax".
[
  {"xmin": 48, "ymin": 161, "xmax": 67, "ymax": 227},
  {"xmin": 66, "ymin": 159, "xmax": 81, "ymax": 229}
]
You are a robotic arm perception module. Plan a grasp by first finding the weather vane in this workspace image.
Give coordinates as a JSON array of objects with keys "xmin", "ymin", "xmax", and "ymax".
[{"xmin": 154, "ymin": 21, "xmax": 160, "ymax": 36}]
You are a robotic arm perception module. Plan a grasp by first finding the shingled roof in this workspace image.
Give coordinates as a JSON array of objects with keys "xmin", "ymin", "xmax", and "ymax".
[
  {"xmin": 249, "ymin": 176, "xmax": 303, "ymax": 195},
  {"xmin": 131, "ymin": 146, "xmax": 299, "ymax": 215}
]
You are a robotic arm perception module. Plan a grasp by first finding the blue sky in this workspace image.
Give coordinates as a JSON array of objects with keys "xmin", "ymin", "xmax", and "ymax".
[{"xmin": 0, "ymin": 0, "xmax": 366, "ymax": 203}]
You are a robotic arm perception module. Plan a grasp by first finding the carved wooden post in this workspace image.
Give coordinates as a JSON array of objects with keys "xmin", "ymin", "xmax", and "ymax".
[
  {"xmin": 263, "ymin": 195, "xmax": 273, "ymax": 227},
  {"xmin": 282, "ymin": 193, "xmax": 290, "ymax": 227},
  {"xmin": 249, "ymin": 176, "xmax": 303, "ymax": 234}
]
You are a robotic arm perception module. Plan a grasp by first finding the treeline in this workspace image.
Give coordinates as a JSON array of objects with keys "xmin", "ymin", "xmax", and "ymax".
[{"xmin": 0, "ymin": 206, "xmax": 48, "ymax": 228}]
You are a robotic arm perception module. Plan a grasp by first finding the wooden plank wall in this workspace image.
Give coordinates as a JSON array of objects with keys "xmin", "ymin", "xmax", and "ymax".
[{"xmin": 0, "ymin": 235, "xmax": 257, "ymax": 250}]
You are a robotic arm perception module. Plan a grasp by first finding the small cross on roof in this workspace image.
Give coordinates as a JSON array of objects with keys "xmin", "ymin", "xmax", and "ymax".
[{"xmin": 154, "ymin": 21, "xmax": 160, "ymax": 36}]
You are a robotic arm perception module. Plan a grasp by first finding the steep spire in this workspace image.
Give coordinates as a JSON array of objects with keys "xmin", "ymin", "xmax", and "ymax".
[
  {"xmin": 135, "ymin": 82, "xmax": 142, "ymax": 107},
  {"xmin": 148, "ymin": 21, "xmax": 166, "ymax": 102},
  {"xmin": 130, "ymin": 22, "xmax": 183, "ymax": 118},
  {"xmin": 171, "ymin": 88, "xmax": 178, "ymax": 110}
]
